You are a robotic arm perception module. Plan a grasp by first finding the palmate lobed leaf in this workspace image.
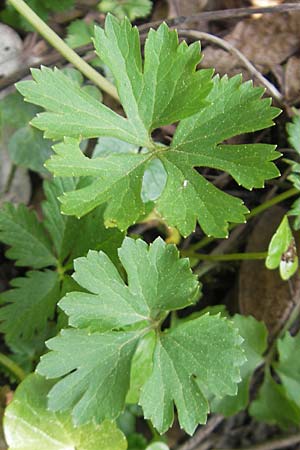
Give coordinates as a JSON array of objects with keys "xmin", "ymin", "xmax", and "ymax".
[
  {"xmin": 17, "ymin": 15, "xmax": 281, "ymax": 237},
  {"xmin": 140, "ymin": 314, "xmax": 244, "ymax": 434},
  {"xmin": 37, "ymin": 237, "xmax": 245, "ymax": 434},
  {"xmin": 93, "ymin": 17, "xmax": 213, "ymax": 131}
]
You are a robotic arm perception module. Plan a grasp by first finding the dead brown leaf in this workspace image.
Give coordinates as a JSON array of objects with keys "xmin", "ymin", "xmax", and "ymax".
[
  {"xmin": 201, "ymin": 12, "xmax": 300, "ymax": 80},
  {"xmin": 167, "ymin": 0, "xmax": 208, "ymax": 17},
  {"xmin": 285, "ymin": 55, "xmax": 300, "ymax": 103}
]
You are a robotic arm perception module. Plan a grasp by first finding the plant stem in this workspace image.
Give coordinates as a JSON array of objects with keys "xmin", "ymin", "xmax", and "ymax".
[
  {"xmin": 0, "ymin": 353, "xmax": 26, "ymax": 382},
  {"xmin": 8, "ymin": 0, "xmax": 119, "ymax": 101},
  {"xmin": 147, "ymin": 420, "xmax": 163, "ymax": 442},
  {"xmin": 187, "ymin": 187, "xmax": 299, "ymax": 253},
  {"xmin": 189, "ymin": 251, "xmax": 267, "ymax": 262}
]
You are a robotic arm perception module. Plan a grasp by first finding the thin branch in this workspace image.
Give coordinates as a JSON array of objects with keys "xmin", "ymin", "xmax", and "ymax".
[
  {"xmin": 178, "ymin": 30, "xmax": 283, "ymax": 104},
  {"xmin": 138, "ymin": 3, "xmax": 300, "ymax": 32},
  {"xmin": 238, "ymin": 432, "xmax": 300, "ymax": 450},
  {"xmin": 2, "ymin": 3, "xmax": 300, "ymax": 92},
  {"xmin": 184, "ymin": 251, "xmax": 267, "ymax": 262},
  {"xmin": 0, "ymin": 44, "xmax": 94, "ymax": 91},
  {"xmin": 176, "ymin": 415, "xmax": 224, "ymax": 450},
  {"xmin": 7, "ymin": 0, "xmax": 119, "ymax": 101}
]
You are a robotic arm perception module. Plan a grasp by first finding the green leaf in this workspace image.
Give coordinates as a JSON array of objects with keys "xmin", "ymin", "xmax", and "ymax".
[
  {"xmin": 0, "ymin": 203, "xmax": 56, "ymax": 269},
  {"xmin": 67, "ymin": 204, "xmax": 125, "ymax": 264},
  {"xmin": 93, "ymin": 137, "xmax": 138, "ymax": 156},
  {"xmin": 288, "ymin": 166, "xmax": 300, "ymax": 191},
  {"xmin": 42, "ymin": 177, "xmax": 77, "ymax": 261},
  {"xmin": 8, "ymin": 126, "xmax": 52, "ymax": 174},
  {"xmin": 18, "ymin": 17, "xmax": 280, "ymax": 237},
  {"xmin": 0, "ymin": 270, "xmax": 60, "ymax": 346},
  {"xmin": 42, "ymin": 177, "xmax": 124, "ymax": 263},
  {"xmin": 266, "ymin": 215, "xmax": 298, "ymax": 280},
  {"xmin": 56, "ymin": 237, "xmax": 199, "ymax": 332},
  {"xmin": 38, "ymin": 329, "xmax": 140, "ymax": 425},
  {"xmin": 94, "ymin": 138, "xmax": 167, "ymax": 203},
  {"xmin": 140, "ymin": 314, "xmax": 245, "ymax": 435},
  {"xmin": 126, "ymin": 331, "xmax": 156, "ymax": 404},
  {"xmin": 141, "ymin": 158, "xmax": 167, "ymax": 203},
  {"xmin": 213, "ymin": 314, "xmax": 268, "ymax": 416},
  {"xmin": 17, "ymin": 66, "xmax": 151, "ymax": 146},
  {"xmin": 275, "ymin": 332, "xmax": 300, "ymax": 407},
  {"xmin": 93, "ymin": 137, "xmax": 139, "ymax": 158},
  {"xmin": 93, "ymin": 17, "xmax": 213, "ymax": 131},
  {"xmin": 37, "ymin": 237, "xmax": 244, "ymax": 433},
  {"xmin": 4, "ymin": 374, "xmax": 127, "ymax": 450},
  {"xmin": 288, "ymin": 197, "xmax": 300, "ymax": 231},
  {"xmin": 0, "ymin": 92, "xmax": 51, "ymax": 174},
  {"xmin": 157, "ymin": 75, "xmax": 280, "ymax": 236},
  {"xmin": 98, "ymin": 0, "xmax": 152, "ymax": 20},
  {"xmin": 0, "ymin": 92, "xmax": 39, "ymax": 130},
  {"xmin": 46, "ymin": 138, "xmax": 166, "ymax": 227},
  {"xmin": 249, "ymin": 370, "xmax": 300, "ymax": 428},
  {"xmin": 287, "ymin": 115, "xmax": 300, "ymax": 154},
  {"xmin": 66, "ymin": 20, "xmax": 95, "ymax": 48}
]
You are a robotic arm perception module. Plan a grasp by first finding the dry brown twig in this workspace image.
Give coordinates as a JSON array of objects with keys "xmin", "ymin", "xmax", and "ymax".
[
  {"xmin": 234, "ymin": 432, "xmax": 300, "ymax": 450},
  {"xmin": 2, "ymin": 3, "xmax": 300, "ymax": 92},
  {"xmin": 178, "ymin": 30, "xmax": 284, "ymax": 105},
  {"xmin": 176, "ymin": 415, "xmax": 224, "ymax": 450},
  {"xmin": 138, "ymin": 3, "xmax": 300, "ymax": 33}
]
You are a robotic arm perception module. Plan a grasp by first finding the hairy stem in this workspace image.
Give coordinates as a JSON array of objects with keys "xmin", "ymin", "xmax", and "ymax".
[
  {"xmin": 8, "ymin": 0, "xmax": 119, "ymax": 101},
  {"xmin": 0, "ymin": 353, "xmax": 26, "ymax": 382}
]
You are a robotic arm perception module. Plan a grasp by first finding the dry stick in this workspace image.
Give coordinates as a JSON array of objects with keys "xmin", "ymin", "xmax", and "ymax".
[
  {"xmin": 0, "ymin": 44, "xmax": 94, "ymax": 91},
  {"xmin": 236, "ymin": 432, "xmax": 300, "ymax": 450},
  {"xmin": 2, "ymin": 3, "xmax": 300, "ymax": 92},
  {"xmin": 7, "ymin": 0, "xmax": 119, "ymax": 101},
  {"xmin": 176, "ymin": 415, "xmax": 224, "ymax": 450},
  {"xmin": 138, "ymin": 3, "xmax": 300, "ymax": 32},
  {"xmin": 178, "ymin": 30, "xmax": 283, "ymax": 104}
]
